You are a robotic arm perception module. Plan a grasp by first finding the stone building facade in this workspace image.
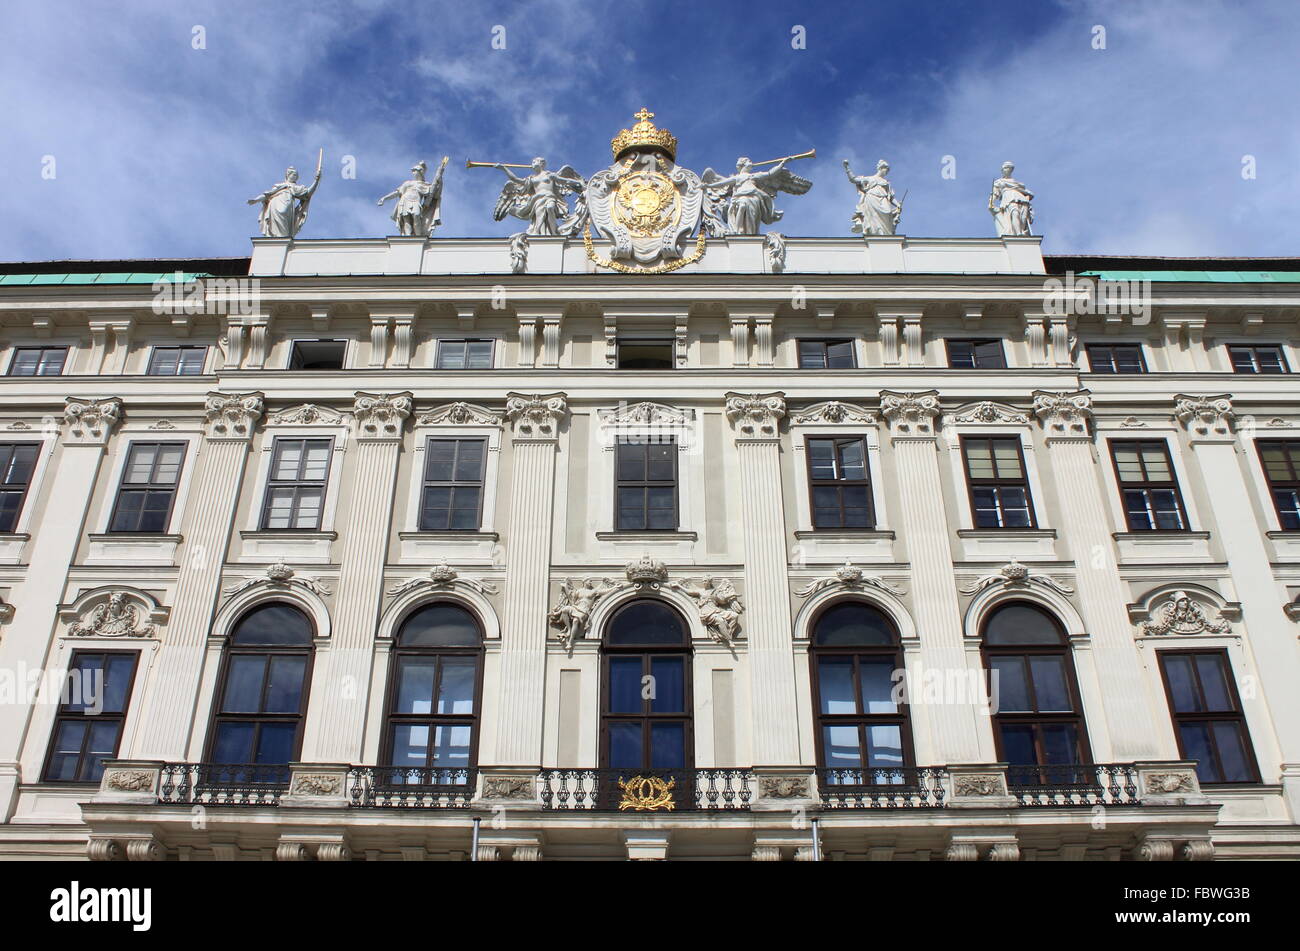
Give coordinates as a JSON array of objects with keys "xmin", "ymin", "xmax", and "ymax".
[{"xmin": 0, "ymin": 234, "xmax": 1297, "ymax": 860}]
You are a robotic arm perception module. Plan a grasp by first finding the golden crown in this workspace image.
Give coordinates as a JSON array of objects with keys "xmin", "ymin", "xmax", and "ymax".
[{"xmin": 611, "ymin": 108, "xmax": 678, "ymax": 161}]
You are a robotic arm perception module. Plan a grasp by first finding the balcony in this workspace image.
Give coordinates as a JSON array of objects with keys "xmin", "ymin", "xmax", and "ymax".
[
  {"xmin": 158, "ymin": 763, "xmax": 288, "ymax": 806},
  {"xmin": 347, "ymin": 766, "xmax": 476, "ymax": 809},
  {"xmin": 817, "ymin": 767, "xmax": 948, "ymax": 808},
  {"xmin": 1007, "ymin": 763, "xmax": 1140, "ymax": 807},
  {"xmin": 538, "ymin": 768, "xmax": 753, "ymax": 811}
]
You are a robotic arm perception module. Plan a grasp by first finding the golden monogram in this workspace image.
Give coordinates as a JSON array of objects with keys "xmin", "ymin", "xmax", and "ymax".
[{"xmin": 618, "ymin": 774, "xmax": 676, "ymax": 811}]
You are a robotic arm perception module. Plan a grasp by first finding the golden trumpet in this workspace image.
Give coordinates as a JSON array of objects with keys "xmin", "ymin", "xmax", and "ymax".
[
  {"xmin": 465, "ymin": 160, "xmax": 533, "ymax": 169},
  {"xmin": 750, "ymin": 149, "xmax": 816, "ymax": 168}
]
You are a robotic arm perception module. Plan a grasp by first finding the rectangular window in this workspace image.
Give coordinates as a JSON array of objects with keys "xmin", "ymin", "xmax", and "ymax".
[
  {"xmin": 615, "ymin": 437, "xmax": 678, "ymax": 530},
  {"xmin": 9, "ymin": 347, "xmax": 67, "ymax": 376},
  {"xmin": 1159, "ymin": 650, "xmax": 1259, "ymax": 784},
  {"xmin": 434, "ymin": 339, "xmax": 494, "ymax": 370},
  {"xmin": 288, "ymin": 340, "xmax": 346, "ymax": 370},
  {"xmin": 260, "ymin": 438, "xmax": 332, "ymax": 530},
  {"xmin": 616, "ymin": 339, "xmax": 674, "ymax": 369},
  {"xmin": 1228, "ymin": 344, "xmax": 1288, "ymax": 374},
  {"xmin": 946, "ymin": 339, "xmax": 1007, "ymax": 369},
  {"xmin": 806, "ymin": 436, "xmax": 874, "ymax": 529},
  {"xmin": 147, "ymin": 346, "xmax": 208, "ymax": 376},
  {"xmin": 1110, "ymin": 439, "xmax": 1187, "ymax": 531},
  {"xmin": 0, "ymin": 443, "xmax": 39, "ymax": 533},
  {"xmin": 798, "ymin": 339, "xmax": 856, "ymax": 369},
  {"xmin": 42, "ymin": 651, "xmax": 139, "ymax": 783},
  {"xmin": 108, "ymin": 442, "xmax": 185, "ymax": 533},
  {"xmin": 419, "ymin": 438, "xmax": 487, "ymax": 531},
  {"xmin": 962, "ymin": 436, "xmax": 1035, "ymax": 528},
  {"xmin": 1256, "ymin": 439, "xmax": 1300, "ymax": 530},
  {"xmin": 1086, "ymin": 344, "xmax": 1146, "ymax": 374}
]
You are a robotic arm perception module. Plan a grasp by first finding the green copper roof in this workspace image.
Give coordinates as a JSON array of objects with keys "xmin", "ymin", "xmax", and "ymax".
[
  {"xmin": 1080, "ymin": 270, "xmax": 1300, "ymax": 283},
  {"xmin": 0, "ymin": 271, "xmax": 213, "ymax": 286}
]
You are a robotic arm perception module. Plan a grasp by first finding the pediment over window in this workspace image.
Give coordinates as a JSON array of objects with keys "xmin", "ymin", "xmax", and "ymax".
[
  {"xmin": 943, "ymin": 401, "xmax": 1030, "ymax": 426},
  {"xmin": 267, "ymin": 404, "xmax": 345, "ymax": 426},
  {"xmin": 416, "ymin": 402, "xmax": 502, "ymax": 427},
  {"xmin": 789, "ymin": 400, "xmax": 875, "ymax": 426},
  {"xmin": 1127, "ymin": 585, "xmax": 1239, "ymax": 637}
]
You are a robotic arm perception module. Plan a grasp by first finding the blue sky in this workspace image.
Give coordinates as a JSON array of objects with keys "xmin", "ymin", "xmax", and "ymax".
[{"xmin": 1, "ymin": 0, "xmax": 1297, "ymax": 262}]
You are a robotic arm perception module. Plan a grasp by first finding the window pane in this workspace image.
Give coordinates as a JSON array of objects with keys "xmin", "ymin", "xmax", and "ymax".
[
  {"xmin": 292, "ymin": 488, "xmax": 323, "ymax": 529},
  {"xmin": 1163, "ymin": 655, "xmax": 1201, "ymax": 713},
  {"xmin": 608, "ymin": 722, "xmax": 642, "ymax": 768},
  {"xmin": 826, "ymin": 341, "xmax": 855, "ymax": 368},
  {"xmin": 798, "ymin": 340, "xmax": 826, "ymax": 369},
  {"xmin": 466, "ymin": 341, "xmax": 493, "ymax": 369},
  {"xmin": 221, "ymin": 656, "xmax": 265, "ymax": 713},
  {"xmin": 859, "ymin": 659, "xmax": 898, "ymax": 714},
  {"xmin": 453, "ymin": 442, "xmax": 485, "ymax": 481},
  {"xmin": 807, "ymin": 439, "xmax": 836, "ymax": 479},
  {"xmin": 254, "ymin": 723, "xmax": 296, "ymax": 765},
  {"xmin": 866, "ymin": 725, "xmax": 904, "ymax": 767},
  {"xmin": 1194, "ymin": 654, "xmax": 1234, "ymax": 711},
  {"xmin": 965, "ymin": 444, "xmax": 994, "ymax": 479},
  {"xmin": 399, "ymin": 603, "xmax": 480, "ymax": 647},
  {"xmin": 645, "ymin": 442, "xmax": 675, "ymax": 481},
  {"xmin": 391, "ymin": 724, "xmax": 429, "ymax": 767},
  {"xmin": 301, "ymin": 442, "xmax": 331, "ymax": 481},
  {"xmin": 179, "ymin": 348, "xmax": 207, "ymax": 374},
  {"xmin": 998, "ymin": 724, "xmax": 1037, "ymax": 766},
  {"xmin": 1211, "ymin": 722, "xmax": 1252, "ymax": 782},
  {"xmin": 1179, "ymin": 723, "xmax": 1216, "ymax": 782},
  {"xmin": 83, "ymin": 721, "xmax": 122, "ymax": 780},
  {"xmin": 1029, "ymin": 656, "xmax": 1072, "ymax": 712},
  {"xmin": 822, "ymin": 725, "xmax": 862, "ymax": 769},
  {"xmin": 608, "ymin": 657, "xmax": 643, "ymax": 713},
  {"xmin": 818, "ymin": 657, "xmax": 856, "ymax": 714},
  {"xmin": 436, "ymin": 657, "xmax": 477, "ymax": 715},
  {"xmin": 46, "ymin": 722, "xmax": 88, "ymax": 780},
  {"xmin": 430, "ymin": 725, "xmax": 472, "ymax": 769},
  {"xmin": 990, "ymin": 656, "xmax": 1031, "ymax": 711},
  {"xmin": 272, "ymin": 442, "xmax": 303, "ymax": 479},
  {"xmin": 100, "ymin": 655, "xmax": 137, "ymax": 713},
  {"xmin": 839, "ymin": 440, "xmax": 866, "ymax": 479},
  {"xmin": 425, "ymin": 441, "xmax": 456, "ymax": 481},
  {"xmin": 616, "ymin": 443, "xmax": 645, "ymax": 480},
  {"xmin": 1040, "ymin": 724, "xmax": 1079, "ymax": 764},
  {"xmin": 437, "ymin": 342, "xmax": 466, "ymax": 369},
  {"xmin": 650, "ymin": 722, "xmax": 686, "ymax": 768},
  {"xmin": 264, "ymin": 655, "xmax": 307, "ymax": 713},
  {"xmin": 992, "ymin": 443, "xmax": 1023, "ymax": 478},
  {"xmin": 814, "ymin": 602, "xmax": 897, "ymax": 646},
  {"xmin": 211, "ymin": 722, "xmax": 254, "ymax": 764},
  {"xmin": 649, "ymin": 657, "xmax": 685, "ymax": 713},
  {"xmin": 395, "ymin": 657, "xmax": 437, "ymax": 714}
]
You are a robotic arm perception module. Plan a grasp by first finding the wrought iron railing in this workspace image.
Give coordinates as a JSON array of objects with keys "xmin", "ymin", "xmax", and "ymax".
[
  {"xmin": 347, "ymin": 766, "xmax": 476, "ymax": 808},
  {"xmin": 540, "ymin": 768, "xmax": 752, "ymax": 811},
  {"xmin": 1008, "ymin": 763, "xmax": 1141, "ymax": 807},
  {"xmin": 817, "ymin": 767, "xmax": 948, "ymax": 808},
  {"xmin": 158, "ymin": 763, "xmax": 288, "ymax": 806}
]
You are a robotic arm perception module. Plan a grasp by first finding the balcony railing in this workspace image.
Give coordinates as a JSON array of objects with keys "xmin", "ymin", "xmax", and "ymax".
[
  {"xmin": 158, "ymin": 763, "xmax": 288, "ymax": 806},
  {"xmin": 817, "ymin": 767, "xmax": 948, "ymax": 808},
  {"xmin": 347, "ymin": 766, "xmax": 476, "ymax": 808},
  {"xmin": 1007, "ymin": 763, "xmax": 1140, "ymax": 807},
  {"xmin": 540, "ymin": 768, "xmax": 752, "ymax": 811}
]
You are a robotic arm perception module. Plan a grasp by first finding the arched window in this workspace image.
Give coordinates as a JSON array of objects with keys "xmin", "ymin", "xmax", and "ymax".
[
  {"xmin": 208, "ymin": 603, "xmax": 315, "ymax": 781},
  {"xmin": 981, "ymin": 602, "xmax": 1090, "ymax": 783},
  {"xmin": 601, "ymin": 600, "xmax": 692, "ymax": 771},
  {"xmin": 382, "ymin": 602, "xmax": 483, "ymax": 785},
  {"xmin": 810, "ymin": 601, "xmax": 911, "ymax": 784}
]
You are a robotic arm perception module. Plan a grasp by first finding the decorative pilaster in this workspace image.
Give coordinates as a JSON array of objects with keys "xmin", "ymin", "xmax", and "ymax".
[
  {"xmin": 1022, "ymin": 313, "xmax": 1048, "ymax": 367},
  {"xmin": 369, "ymin": 315, "xmax": 391, "ymax": 367},
  {"xmin": 1031, "ymin": 389, "xmax": 1159, "ymax": 759},
  {"xmin": 495, "ymin": 393, "xmax": 568, "ymax": 765},
  {"xmin": 1173, "ymin": 395, "xmax": 1300, "ymax": 778},
  {"xmin": 245, "ymin": 316, "xmax": 270, "ymax": 369},
  {"xmin": 730, "ymin": 316, "xmax": 750, "ymax": 367},
  {"xmin": 301, "ymin": 392, "xmax": 411, "ymax": 762},
  {"xmin": 541, "ymin": 316, "xmax": 562, "ymax": 367},
  {"xmin": 0, "ymin": 398, "xmax": 124, "ymax": 818},
  {"xmin": 902, "ymin": 314, "xmax": 923, "ymax": 366},
  {"xmin": 391, "ymin": 316, "xmax": 414, "ymax": 368},
  {"xmin": 878, "ymin": 390, "xmax": 982, "ymax": 763},
  {"xmin": 133, "ymin": 393, "xmax": 265, "ymax": 759},
  {"xmin": 753, "ymin": 316, "xmax": 774, "ymax": 367},
  {"xmin": 517, "ymin": 317, "xmax": 537, "ymax": 367},
  {"xmin": 724, "ymin": 392, "xmax": 800, "ymax": 764},
  {"xmin": 878, "ymin": 317, "xmax": 900, "ymax": 366}
]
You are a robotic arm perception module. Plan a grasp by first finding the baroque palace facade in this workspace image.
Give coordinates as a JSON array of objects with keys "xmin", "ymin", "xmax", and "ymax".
[{"xmin": 1, "ymin": 232, "xmax": 1299, "ymax": 861}]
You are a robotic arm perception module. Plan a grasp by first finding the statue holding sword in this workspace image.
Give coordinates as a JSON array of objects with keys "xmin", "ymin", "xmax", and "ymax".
[{"xmin": 844, "ymin": 158, "xmax": 903, "ymax": 236}]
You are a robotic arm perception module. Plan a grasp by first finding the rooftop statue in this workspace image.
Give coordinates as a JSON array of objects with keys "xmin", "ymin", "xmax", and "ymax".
[
  {"xmin": 701, "ymin": 152, "xmax": 813, "ymax": 235},
  {"xmin": 247, "ymin": 150, "xmax": 322, "ymax": 238},
  {"xmin": 989, "ymin": 161, "xmax": 1034, "ymax": 236},
  {"xmin": 845, "ymin": 158, "xmax": 902, "ymax": 236},
  {"xmin": 376, "ymin": 157, "xmax": 448, "ymax": 237},
  {"xmin": 471, "ymin": 157, "xmax": 586, "ymax": 236}
]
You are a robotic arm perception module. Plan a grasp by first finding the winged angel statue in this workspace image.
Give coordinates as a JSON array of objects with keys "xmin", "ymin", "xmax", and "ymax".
[
  {"xmin": 490, "ymin": 157, "xmax": 587, "ymax": 236},
  {"xmin": 701, "ymin": 157, "xmax": 812, "ymax": 235}
]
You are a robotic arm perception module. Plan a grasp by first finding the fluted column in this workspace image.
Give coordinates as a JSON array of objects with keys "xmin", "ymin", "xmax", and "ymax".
[
  {"xmin": 494, "ymin": 393, "xmax": 567, "ymax": 765},
  {"xmin": 1032, "ymin": 390, "xmax": 1158, "ymax": 758},
  {"xmin": 133, "ymin": 393, "xmax": 265, "ymax": 759},
  {"xmin": 1174, "ymin": 395, "xmax": 1300, "ymax": 772},
  {"xmin": 301, "ymin": 392, "xmax": 411, "ymax": 762},
  {"xmin": 724, "ymin": 393, "xmax": 801, "ymax": 764},
  {"xmin": 0, "ymin": 398, "xmax": 122, "ymax": 819},
  {"xmin": 879, "ymin": 391, "xmax": 982, "ymax": 763}
]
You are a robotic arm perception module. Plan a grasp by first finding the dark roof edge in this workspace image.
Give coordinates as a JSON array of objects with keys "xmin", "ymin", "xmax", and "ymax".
[
  {"xmin": 1044, "ymin": 253, "xmax": 1300, "ymax": 272},
  {"xmin": 0, "ymin": 257, "xmax": 252, "ymax": 276}
]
